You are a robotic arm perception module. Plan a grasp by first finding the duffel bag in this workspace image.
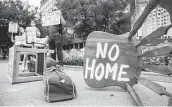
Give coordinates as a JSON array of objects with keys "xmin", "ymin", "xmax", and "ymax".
[{"xmin": 43, "ymin": 67, "xmax": 77, "ymax": 102}]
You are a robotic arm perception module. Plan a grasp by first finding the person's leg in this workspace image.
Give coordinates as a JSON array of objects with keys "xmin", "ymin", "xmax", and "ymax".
[{"xmin": 48, "ymin": 37, "xmax": 56, "ymax": 60}]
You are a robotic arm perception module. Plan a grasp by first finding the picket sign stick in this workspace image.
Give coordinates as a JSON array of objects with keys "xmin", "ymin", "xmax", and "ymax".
[
  {"xmin": 126, "ymin": 83, "xmax": 144, "ymax": 106},
  {"xmin": 139, "ymin": 46, "xmax": 172, "ymax": 57},
  {"xmin": 136, "ymin": 24, "xmax": 172, "ymax": 47},
  {"xmin": 135, "ymin": 76, "xmax": 172, "ymax": 106},
  {"xmin": 141, "ymin": 65, "xmax": 172, "ymax": 76}
]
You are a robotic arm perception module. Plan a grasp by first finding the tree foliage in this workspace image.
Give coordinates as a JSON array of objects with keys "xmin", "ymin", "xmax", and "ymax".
[
  {"xmin": 0, "ymin": 0, "xmax": 38, "ymax": 28},
  {"xmin": 56, "ymin": 0, "xmax": 131, "ymax": 39}
]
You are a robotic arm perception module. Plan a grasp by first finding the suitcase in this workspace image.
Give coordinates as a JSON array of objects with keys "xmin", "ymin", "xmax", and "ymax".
[{"xmin": 43, "ymin": 67, "xmax": 77, "ymax": 102}]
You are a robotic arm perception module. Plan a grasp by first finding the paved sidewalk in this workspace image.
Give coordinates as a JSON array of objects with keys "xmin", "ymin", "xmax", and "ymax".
[{"xmin": 0, "ymin": 60, "xmax": 172, "ymax": 106}]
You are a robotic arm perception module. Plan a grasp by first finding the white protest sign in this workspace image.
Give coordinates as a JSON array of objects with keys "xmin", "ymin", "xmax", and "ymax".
[
  {"xmin": 42, "ymin": 10, "xmax": 61, "ymax": 26},
  {"xmin": 25, "ymin": 27, "xmax": 38, "ymax": 43},
  {"xmin": 15, "ymin": 35, "xmax": 26, "ymax": 45},
  {"xmin": 8, "ymin": 22, "xmax": 18, "ymax": 33}
]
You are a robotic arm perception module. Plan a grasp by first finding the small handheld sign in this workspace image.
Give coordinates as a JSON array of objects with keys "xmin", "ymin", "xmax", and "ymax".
[{"xmin": 8, "ymin": 22, "xmax": 18, "ymax": 33}]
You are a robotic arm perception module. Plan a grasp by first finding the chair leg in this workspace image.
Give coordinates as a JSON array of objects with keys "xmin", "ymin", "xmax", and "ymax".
[{"xmin": 23, "ymin": 53, "xmax": 28, "ymax": 72}]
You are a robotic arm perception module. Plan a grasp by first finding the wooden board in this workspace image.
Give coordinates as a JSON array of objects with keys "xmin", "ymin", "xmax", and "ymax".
[
  {"xmin": 8, "ymin": 46, "xmax": 16, "ymax": 83},
  {"xmin": 14, "ymin": 76, "xmax": 42, "ymax": 84},
  {"xmin": 36, "ymin": 53, "xmax": 44, "ymax": 75},
  {"xmin": 83, "ymin": 31, "xmax": 141, "ymax": 89},
  {"xmin": 141, "ymin": 73, "xmax": 172, "ymax": 83},
  {"xmin": 16, "ymin": 47, "xmax": 54, "ymax": 53}
]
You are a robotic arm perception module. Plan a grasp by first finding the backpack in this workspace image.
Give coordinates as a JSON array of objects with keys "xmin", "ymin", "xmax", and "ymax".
[{"xmin": 43, "ymin": 67, "xmax": 77, "ymax": 102}]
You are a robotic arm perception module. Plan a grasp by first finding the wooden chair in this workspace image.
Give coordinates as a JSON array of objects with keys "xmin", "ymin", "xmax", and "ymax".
[
  {"xmin": 22, "ymin": 36, "xmax": 49, "ymax": 73},
  {"xmin": 7, "ymin": 33, "xmax": 54, "ymax": 84}
]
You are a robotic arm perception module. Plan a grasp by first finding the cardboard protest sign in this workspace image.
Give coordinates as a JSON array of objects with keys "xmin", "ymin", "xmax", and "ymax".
[
  {"xmin": 8, "ymin": 22, "xmax": 18, "ymax": 33},
  {"xmin": 15, "ymin": 35, "xmax": 26, "ymax": 45},
  {"xmin": 42, "ymin": 10, "xmax": 61, "ymax": 26},
  {"xmin": 83, "ymin": 31, "xmax": 141, "ymax": 89},
  {"xmin": 25, "ymin": 27, "xmax": 39, "ymax": 43},
  {"xmin": 83, "ymin": 31, "xmax": 172, "ymax": 89}
]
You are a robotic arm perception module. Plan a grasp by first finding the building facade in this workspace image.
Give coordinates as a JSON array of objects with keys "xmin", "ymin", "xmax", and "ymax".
[
  {"xmin": 131, "ymin": 0, "xmax": 171, "ymax": 39},
  {"xmin": 147, "ymin": 6, "xmax": 171, "ymax": 39},
  {"xmin": 40, "ymin": 0, "xmax": 85, "ymax": 50}
]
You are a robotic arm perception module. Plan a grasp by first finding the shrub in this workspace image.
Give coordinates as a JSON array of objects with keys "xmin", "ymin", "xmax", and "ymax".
[
  {"xmin": 63, "ymin": 48, "xmax": 84, "ymax": 66},
  {"xmin": 143, "ymin": 55, "xmax": 172, "ymax": 65}
]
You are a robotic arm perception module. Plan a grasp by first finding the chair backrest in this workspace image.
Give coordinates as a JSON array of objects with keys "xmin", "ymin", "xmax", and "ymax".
[{"xmin": 15, "ymin": 34, "xmax": 26, "ymax": 45}]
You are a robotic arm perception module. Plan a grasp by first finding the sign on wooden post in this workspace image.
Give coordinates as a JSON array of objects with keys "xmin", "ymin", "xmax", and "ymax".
[
  {"xmin": 83, "ymin": 31, "xmax": 141, "ymax": 89},
  {"xmin": 83, "ymin": 31, "xmax": 172, "ymax": 90},
  {"xmin": 42, "ymin": 10, "xmax": 61, "ymax": 26},
  {"xmin": 8, "ymin": 22, "xmax": 18, "ymax": 33}
]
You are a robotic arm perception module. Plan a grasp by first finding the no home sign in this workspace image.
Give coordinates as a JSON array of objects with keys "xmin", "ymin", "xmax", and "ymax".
[
  {"xmin": 83, "ymin": 31, "xmax": 172, "ymax": 89},
  {"xmin": 83, "ymin": 31, "xmax": 141, "ymax": 89}
]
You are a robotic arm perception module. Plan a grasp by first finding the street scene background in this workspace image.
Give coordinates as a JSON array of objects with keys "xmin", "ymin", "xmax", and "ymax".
[{"xmin": 0, "ymin": 0, "xmax": 172, "ymax": 106}]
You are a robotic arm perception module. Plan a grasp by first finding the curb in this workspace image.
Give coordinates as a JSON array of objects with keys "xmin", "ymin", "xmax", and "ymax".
[{"xmin": 64, "ymin": 65, "xmax": 83, "ymax": 70}]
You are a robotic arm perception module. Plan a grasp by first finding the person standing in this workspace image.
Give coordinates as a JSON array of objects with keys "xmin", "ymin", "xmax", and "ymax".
[
  {"xmin": 48, "ymin": 8, "xmax": 66, "ymax": 67},
  {"xmin": 25, "ymin": 20, "xmax": 41, "ymax": 44},
  {"xmin": 23, "ymin": 20, "xmax": 41, "ymax": 72}
]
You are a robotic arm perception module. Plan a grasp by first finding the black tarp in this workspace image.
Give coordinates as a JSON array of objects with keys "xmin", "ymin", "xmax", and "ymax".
[{"xmin": 0, "ymin": 26, "xmax": 8, "ymax": 42}]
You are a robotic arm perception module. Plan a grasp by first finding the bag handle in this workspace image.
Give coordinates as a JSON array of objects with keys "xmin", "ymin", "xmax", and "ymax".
[{"xmin": 43, "ymin": 66, "xmax": 56, "ymax": 76}]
